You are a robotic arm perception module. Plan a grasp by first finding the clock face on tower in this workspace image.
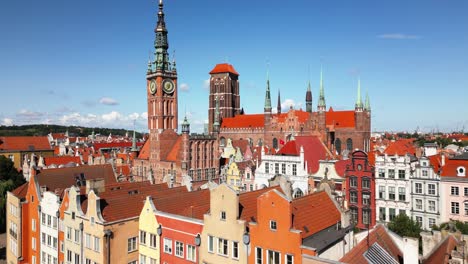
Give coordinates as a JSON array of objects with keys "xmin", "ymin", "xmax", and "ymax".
[
  {"xmin": 162, "ymin": 79, "xmax": 175, "ymax": 94},
  {"xmin": 149, "ymin": 80, "xmax": 157, "ymax": 95}
]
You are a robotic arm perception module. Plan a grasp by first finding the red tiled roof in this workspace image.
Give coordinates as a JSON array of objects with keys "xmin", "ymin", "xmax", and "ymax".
[
  {"xmin": 428, "ymin": 155, "xmax": 442, "ymax": 173},
  {"xmin": 166, "ymin": 136, "xmax": 182, "ymax": 162},
  {"xmin": 239, "ymin": 186, "xmax": 282, "ymax": 222},
  {"xmin": 276, "ymin": 136, "xmax": 331, "ymax": 174},
  {"xmin": 325, "ymin": 109, "xmax": 356, "ymax": 128},
  {"xmin": 0, "ymin": 136, "xmax": 51, "ymax": 151},
  {"xmin": 221, "ymin": 114, "xmax": 264, "ymax": 129},
  {"xmin": 335, "ymin": 159, "xmax": 351, "ymax": 177},
  {"xmin": 383, "ymin": 139, "xmax": 416, "ymax": 156},
  {"xmin": 44, "ymin": 156, "xmax": 81, "ymax": 166},
  {"xmin": 209, "ymin": 63, "xmax": 239, "ymax": 75},
  {"xmin": 423, "ymin": 235, "xmax": 458, "ymax": 264},
  {"xmin": 137, "ymin": 140, "xmax": 150, "ymax": 160},
  {"xmin": 116, "ymin": 165, "xmax": 131, "ymax": 176},
  {"xmin": 93, "ymin": 142, "xmax": 143, "ymax": 151},
  {"xmin": 11, "ymin": 182, "xmax": 28, "ymax": 199},
  {"xmin": 340, "ymin": 225, "xmax": 403, "ymax": 264},
  {"xmin": 231, "ymin": 140, "xmax": 249, "ymax": 154},
  {"xmin": 154, "ymin": 189, "xmax": 210, "ymax": 220},
  {"xmin": 292, "ymin": 191, "xmax": 341, "ymax": 238},
  {"xmin": 440, "ymin": 159, "xmax": 468, "ymax": 177}
]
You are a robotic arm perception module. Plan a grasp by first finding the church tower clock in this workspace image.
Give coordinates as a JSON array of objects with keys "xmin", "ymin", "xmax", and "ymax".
[{"xmin": 147, "ymin": 0, "xmax": 178, "ymax": 163}]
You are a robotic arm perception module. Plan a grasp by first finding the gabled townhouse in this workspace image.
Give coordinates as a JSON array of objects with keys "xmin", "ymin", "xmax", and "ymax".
[
  {"xmin": 199, "ymin": 184, "xmax": 281, "ymax": 264},
  {"xmin": 138, "ymin": 189, "xmax": 210, "ymax": 264},
  {"xmin": 410, "ymin": 156, "xmax": 441, "ymax": 230},
  {"xmin": 226, "ymin": 160, "xmax": 256, "ymax": 192},
  {"xmin": 344, "ymin": 150, "xmax": 376, "ymax": 230},
  {"xmin": 440, "ymin": 158, "xmax": 468, "ymax": 223},
  {"xmin": 255, "ymin": 136, "xmax": 330, "ymax": 196},
  {"xmin": 39, "ymin": 192, "xmax": 60, "ymax": 264},
  {"xmin": 249, "ymin": 189, "xmax": 353, "ymax": 263},
  {"xmin": 6, "ymin": 183, "xmax": 27, "ymax": 264},
  {"xmin": 375, "ymin": 139, "xmax": 417, "ymax": 223}
]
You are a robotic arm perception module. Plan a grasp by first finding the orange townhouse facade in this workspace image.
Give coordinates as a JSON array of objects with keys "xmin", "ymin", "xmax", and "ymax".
[{"xmin": 21, "ymin": 170, "xmax": 41, "ymax": 264}]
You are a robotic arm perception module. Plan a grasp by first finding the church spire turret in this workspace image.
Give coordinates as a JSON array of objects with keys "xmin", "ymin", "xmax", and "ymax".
[
  {"xmin": 181, "ymin": 115, "xmax": 190, "ymax": 134},
  {"xmin": 317, "ymin": 66, "xmax": 326, "ymax": 112},
  {"xmin": 364, "ymin": 91, "xmax": 371, "ymax": 111},
  {"xmin": 264, "ymin": 71, "xmax": 272, "ymax": 113},
  {"xmin": 153, "ymin": 0, "xmax": 171, "ymax": 72},
  {"xmin": 131, "ymin": 129, "xmax": 138, "ymax": 152},
  {"xmin": 277, "ymin": 90, "xmax": 281, "ymax": 114},
  {"xmin": 306, "ymin": 80, "xmax": 312, "ymax": 113},
  {"xmin": 355, "ymin": 77, "xmax": 363, "ymax": 111}
]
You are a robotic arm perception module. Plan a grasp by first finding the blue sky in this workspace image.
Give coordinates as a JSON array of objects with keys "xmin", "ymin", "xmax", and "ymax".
[{"xmin": 1, "ymin": 0, "xmax": 467, "ymax": 133}]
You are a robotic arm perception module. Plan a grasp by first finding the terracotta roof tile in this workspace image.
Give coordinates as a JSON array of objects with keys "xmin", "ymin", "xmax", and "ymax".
[
  {"xmin": 239, "ymin": 186, "xmax": 281, "ymax": 222},
  {"xmin": 423, "ymin": 235, "xmax": 458, "ymax": 264},
  {"xmin": 137, "ymin": 140, "xmax": 150, "ymax": 160},
  {"xmin": 292, "ymin": 191, "xmax": 341, "ymax": 238},
  {"xmin": 383, "ymin": 139, "xmax": 416, "ymax": 156},
  {"xmin": 165, "ymin": 136, "xmax": 182, "ymax": 162},
  {"xmin": 221, "ymin": 114, "xmax": 265, "ymax": 129},
  {"xmin": 209, "ymin": 63, "xmax": 239, "ymax": 75},
  {"xmin": 340, "ymin": 225, "xmax": 403, "ymax": 264},
  {"xmin": 11, "ymin": 182, "xmax": 28, "ymax": 199},
  {"xmin": 335, "ymin": 159, "xmax": 351, "ymax": 177},
  {"xmin": 325, "ymin": 109, "xmax": 356, "ymax": 128},
  {"xmin": 153, "ymin": 189, "xmax": 210, "ymax": 220},
  {"xmin": 44, "ymin": 156, "xmax": 81, "ymax": 166},
  {"xmin": 93, "ymin": 142, "xmax": 143, "ymax": 152},
  {"xmin": 0, "ymin": 136, "xmax": 51, "ymax": 151},
  {"xmin": 440, "ymin": 159, "xmax": 468, "ymax": 177}
]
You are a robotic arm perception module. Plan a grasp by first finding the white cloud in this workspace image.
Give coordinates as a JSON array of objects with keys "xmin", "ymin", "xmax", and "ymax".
[
  {"xmin": 278, "ymin": 99, "xmax": 303, "ymax": 113},
  {"xmin": 102, "ymin": 111, "xmax": 123, "ymax": 122},
  {"xmin": 17, "ymin": 109, "xmax": 43, "ymax": 117},
  {"xmin": 180, "ymin": 83, "xmax": 190, "ymax": 92},
  {"xmin": 141, "ymin": 112, "xmax": 148, "ymax": 119},
  {"xmin": 378, "ymin": 33, "xmax": 421, "ymax": 40},
  {"xmin": 56, "ymin": 111, "xmax": 149, "ymax": 131},
  {"xmin": 2, "ymin": 118, "xmax": 14, "ymax": 126},
  {"xmin": 203, "ymin": 79, "xmax": 210, "ymax": 90},
  {"xmin": 99, "ymin": 97, "xmax": 119, "ymax": 106}
]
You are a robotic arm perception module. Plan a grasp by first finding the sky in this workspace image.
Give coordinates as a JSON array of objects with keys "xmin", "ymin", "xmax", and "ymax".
[{"xmin": 1, "ymin": 0, "xmax": 467, "ymax": 134}]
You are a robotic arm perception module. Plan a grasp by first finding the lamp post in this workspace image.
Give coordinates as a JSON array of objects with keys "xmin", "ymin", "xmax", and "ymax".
[
  {"xmin": 157, "ymin": 224, "xmax": 163, "ymax": 257},
  {"xmin": 194, "ymin": 233, "xmax": 201, "ymax": 262},
  {"xmin": 243, "ymin": 231, "xmax": 250, "ymax": 264}
]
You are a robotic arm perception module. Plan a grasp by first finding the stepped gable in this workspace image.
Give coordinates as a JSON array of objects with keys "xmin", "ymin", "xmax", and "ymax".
[
  {"xmin": 325, "ymin": 108, "xmax": 356, "ymax": 128},
  {"xmin": 0, "ymin": 136, "xmax": 51, "ymax": 151},
  {"xmin": 239, "ymin": 186, "xmax": 282, "ymax": 222},
  {"xmin": 276, "ymin": 136, "xmax": 331, "ymax": 174},
  {"xmin": 340, "ymin": 224, "xmax": 403, "ymax": 264},
  {"xmin": 291, "ymin": 191, "xmax": 341, "ymax": 238},
  {"xmin": 422, "ymin": 235, "xmax": 458, "ymax": 264}
]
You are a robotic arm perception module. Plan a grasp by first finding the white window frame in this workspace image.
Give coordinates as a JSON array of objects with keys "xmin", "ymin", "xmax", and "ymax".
[
  {"xmin": 207, "ymin": 235, "xmax": 214, "ymax": 253},
  {"xmin": 175, "ymin": 241, "xmax": 184, "ymax": 258},
  {"xmin": 269, "ymin": 220, "xmax": 277, "ymax": 231},
  {"xmin": 285, "ymin": 254, "xmax": 294, "ymax": 264},
  {"xmin": 163, "ymin": 237, "xmax": 173, "ymax": 254},
  {"xmin": 256, "ymin": 247, "xmax": 263, "ymax": 264},
  {"xmin": 127, "ymin": 237, "xmax": 137, "ymax": 253},
  {"xmin": 232, "ymin": 241, "xmax": 239, "ymax": 260},
  {"xmin": 186, "ymin": 244, "xmax": 196, "ymax": 262},
  {"xmin": 217, "ymin": 237, "xmax": 228, "ymax": 256}
]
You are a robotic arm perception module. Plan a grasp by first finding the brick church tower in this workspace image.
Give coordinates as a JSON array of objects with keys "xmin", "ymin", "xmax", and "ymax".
[
  {"xmin": 208, "ymin": 63, "xmax": 240, "ymax": 134},
  {"xmin": 146, "ymin": 0, "xmax": 178, "ymax": 165}
]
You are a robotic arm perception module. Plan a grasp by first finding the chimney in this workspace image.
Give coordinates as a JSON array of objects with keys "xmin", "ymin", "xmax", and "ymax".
[
  {"xmin": 441, "ymin": 153, "xmax": 446, "ymax": 167},
  {"xmin": 403, "ymin": 237, "xmax": 419, "ymax": 264},
  {"xmin": 86, "ymin": 178, "xmax": 105, "ymax": 194}
]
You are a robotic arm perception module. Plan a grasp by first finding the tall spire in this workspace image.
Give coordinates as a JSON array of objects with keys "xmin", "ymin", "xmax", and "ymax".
[
  {"xmin": 317, "ymin": 66, "xmax": 326, "ymax": 112},
  {"xmin": 153, "ymin": 0, "xmax": 170, "ymax": 72},
  {"xmin": 355, "ymin": 77, "xmax": 363, "ymax": 110},
  {"xmin": 131, "ymin": 129, "xmax": 137, "ymax": 152},
  {"xmin": 181, "ymin": 114, "xmax": 190, "ymax": 134},
  {"xmin": 264, "ymin": 69, "xmax": 272, "ymax": 113},
  {"xmin": 306, "ymin": 79, "xmax": 312, "ymax": 113},
  {"xmin": 277, "ymin": 90, "xmax": 281, "ymax": 114},
  {"xmin": 364, "ymin": 91, "xmax": 371, "ymax": 111}
]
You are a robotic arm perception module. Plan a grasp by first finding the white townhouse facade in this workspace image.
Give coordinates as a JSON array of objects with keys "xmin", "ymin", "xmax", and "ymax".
[
  {"xmin": 410, "ymin": 156, "xmax": 441, "ymax": 230},
  {"xmin": 375, "ymin": 154, "xmax": 417, "ymax": 223},
  {"xmin": 39, "ymin": 192, "xmax": 60, "ymax": 264}
]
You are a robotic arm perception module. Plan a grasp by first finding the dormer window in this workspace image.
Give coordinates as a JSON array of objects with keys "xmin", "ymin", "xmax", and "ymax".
[
  {"xmin": 457, "ymin": 167, "xmax": 466, "ymax": 177},
  {"xmin": 270, "ymin": 220, "xmax": 277, "ymax": 231},
  {"xmin": 220, "ymin": 211, "xmax": 226, "ymax": 221}
]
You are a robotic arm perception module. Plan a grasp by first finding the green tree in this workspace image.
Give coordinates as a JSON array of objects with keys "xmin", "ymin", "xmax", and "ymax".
[
  {"xmin": 0, "ymin": 156, "xmax": 25, "ymax": 233},
  {"xmin": 388, "ymin": 214, "xmax": 422, "ymax": 238}
]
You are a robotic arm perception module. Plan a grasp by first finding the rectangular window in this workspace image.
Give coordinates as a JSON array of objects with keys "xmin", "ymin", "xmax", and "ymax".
[
  {"xmin": 140, "ymin": 230, "xmax": 146, "ymax": 245},
  {"xmin": 379, "ymin": 186, "xmax": 385, "ymax": 199},
  {"xmin": 362, "ymin": 178, "xmax": 370, "ymax": 189},
  {"xmin": 265, "ymin": 162, "xmax": 269, "ymax": 173},
  {"xmin": 74, "ymin": 229, "xmax": 80, "ymax": 243},
  {"xmin": 452, "ymin": 202, "xmax": 460, "ymax": 214},
  {"xmin": 94, "ymin": 236, "xmax": 100, "ymax": 252},
  {"xmin": 398, "ymin": 170, "xmax": 405, "ymax": 179},
  {"xmin": 465, "ymin": 187, "xmax": 468, "ymax": 197},
  {"xmin": 42, "ymin": 212, "xmax": 46, "ymax": 225},
  {"xmin": 208, "ymin": 235, "xmax": 214, "ymax": 253},
  {"xmin": 286, "ymin": 254, "xmax": 294, "ymax": 264},
  {"xmin": 175, "ymin": 241, "xmax": 184, "ymax": 258},
  {"xmin": 389, "ymin": 208, "xmax": 396, "ymax": 221},
  {"xmin": 275, "ymin": 163, "xmax": 279, "ymax": 174},
  {"xmin": 416, "ymin": 216, "xmax": 422, "ymax": 226},
  {"xmin": 429, "ymin": 218, "xmax": 436, "ymax": 228},
  {"xmin": 42, "ymin": 232, "xmax": 46, "ymax": 245},
  {"xmin": 451, "ymin": 186, "xmax": 459, "ymax": 196},
  {"xmin": 350, "ymin": 191, "xmax": 358, "ymax": 204},
  {"xmin": 363, "ymin": 210, "xmax": 370, "ymax": 225},
  {"xmin": 232, "ymin": 241, "xmax": 239, "ymax": 259},
  {"xmin": 149, "ymin": 234, "xmax": 157, "ymax": 248},
  {"xmin": 67, "ymin": 250, "xmax": 72, "ymax": 262},
  {"xmin": 399, "ymin": 209, "xmax": 406, "ymax": 216},
  {"xmin": 53, "ymin": 217, "xmax": 58, "ymax": 229},
  {"xmin": 250, "ymin": 184, "xmax": 254, "ymax": 191},
  {"xmin": 256, "ymin": 247, "xmax": 263, "ymax": 264},
  {"xmin": 398, "ymin": 187, "xmax": 406, "ymax": 201},
  {"xmin": 281, "ymin": 164, "xmax": 286, "ymax": 175},
  {"xmin": 47, "ymin": 215, "xmax": 52, "ymax": 227},
  {"xmin": 389, "ymin": 187, "xmax": 395, "ymax": 200},
  {"xmin": 164, "ymin": 238, "xmax": 172, "ymax": 254},
  {"xmin": 32, "ymin": 218, "xmax": 36, "ymax": 231},
  {"xmin": 217, "ymin": 238, "xmax": 228, "ymax": 256},
  {"xmin": 428, "ymin": 200, "xmax": 436, "ymax": 212},
  {"xmin": 267, "ymin": 250, "xmax": 280, "ymax": 264},
  {"xmin": 32, "ymin": 237, "xmax": 36, "ymax": 250},
  {"xmin": 422, "ymin": 170, "xmax": 428, "ymax": 177},
  {"xmin": 388, "ymin": 169, "xmax": 395, "ymax": 178},
  {"xmin": 292, "ymin": 164, "xmax": 297, "ymax": 176},
  {"xmin": 85, "ymin": 233, "xmax": 91, "ymax": 249},
  {"xmin": 465, "ymin": 203, "xmax": 468, "ymax": 216},
  {"xmin": 270, "ymin": 220, "xmax": 277, "ymax": 231},
  {"xmin": 127, "ymin": 237, "xmax": 137, "ymax": 252},
  {"xmin": 187, "ymin": 244, "xmax": 196, "ymax": 262},
  {"xmin": 140, "ymin": 254, "xmax": 146, "ymax": 264},
  {"xmin": 415, "ymin": 183, "xmax": 422, "ymax": 194},
  {"xmin": 415, "ymin": 199, "xmax": 423, "ymax": 210},
  {"xmin": 53, "ymin": 237, "xmax": 57, "ymax": 249},
  {"xmin": 350, "ymin": 177, "xmax": 357, "ymax": 188},
  {"xmin": 351, "ymin": 208, "xmax": 358, "ymax": 224},
  {"xmin": 362, "ymin": 193, "xmax": 370, "ymax": 205},
  {"xmin": 220, "ymin": 211, "xmax": 226, "ymax": 220},
  {"xmin": 428, "ymin": 184, "xmax": 436, "ymax": 195},
  {"xmin": 378, "ymin": 169, "xmax": 385, "ymax": 178}
]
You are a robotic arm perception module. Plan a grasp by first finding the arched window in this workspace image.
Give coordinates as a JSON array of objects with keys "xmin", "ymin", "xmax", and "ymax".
[
  {"xmin": 335, "ymin": 139, "xmax": 342, "ymax": 155},
  {"xmin": 272, "ymin": 138, "xmax": 278, "ymax": 149},
  {"xmin": 293, "ymin": 188, "xmax": 303, "ymax": 199},
  {"xmin": 347, "ymin": 138, "xmax": 353, "ymax": 151}
]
